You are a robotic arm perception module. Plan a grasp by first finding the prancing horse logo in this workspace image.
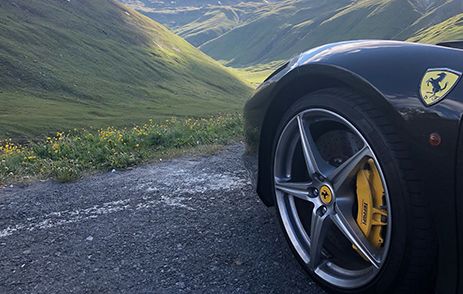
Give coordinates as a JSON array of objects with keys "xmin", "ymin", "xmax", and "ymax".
[
  {"xmin": 319, "ymin": 185, "xmax": 333, "ymax": 205},
  {"xmin": 426, "ymin": 72, "xmax": 448, "ymax": 98},
  {"xmin": 420, "ymin": 69, "xmax": 461, "ymax": 106}
]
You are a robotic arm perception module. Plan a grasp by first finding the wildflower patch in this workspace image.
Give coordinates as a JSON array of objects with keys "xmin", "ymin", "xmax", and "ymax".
[{"xmin": 0, "ymin": 113, "xmax": 243, "ymax": 184}]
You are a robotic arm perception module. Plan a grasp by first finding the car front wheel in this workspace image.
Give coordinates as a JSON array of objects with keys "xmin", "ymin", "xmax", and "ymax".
[{"xmin": 270, "ymin": 88, "xmax": 436, "ymax": 293}]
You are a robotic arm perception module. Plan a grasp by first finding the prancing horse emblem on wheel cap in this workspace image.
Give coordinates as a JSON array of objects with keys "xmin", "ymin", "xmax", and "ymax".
[
  {"xmin": 319, "ymin": 185, "xmax": 333, "ymax": 205},
  {"xmin": 419, "ymin": 68, "xmax": 462, "ymax": 106}
]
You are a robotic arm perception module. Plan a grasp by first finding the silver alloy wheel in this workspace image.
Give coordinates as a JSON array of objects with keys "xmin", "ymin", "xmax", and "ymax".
[{"xmin": 274, "ymin": 108, "xmax": 392, "ymax": 289}]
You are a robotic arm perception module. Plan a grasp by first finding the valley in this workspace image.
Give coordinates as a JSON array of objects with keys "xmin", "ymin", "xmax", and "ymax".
[
  {"xmin": 122, "ymin": 0, "xmax": 463, "ymax": 66},
  {"xmin": 2, "ymin": 0, "xmax": 463, "ymax": 138},
  {"xmin": 0, "ymin": 0, "xmax": 251, "ymax": 138}
]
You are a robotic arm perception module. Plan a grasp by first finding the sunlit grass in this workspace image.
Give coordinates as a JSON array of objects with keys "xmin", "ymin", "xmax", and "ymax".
[
  {"xmin": 0, "ymin": 113, "xmax": 243, "ymax": 184},
  {"xmin": 0, "ymin": 0, "xmax": 251, "ymax": 138},
  {"xmin": 228, "ymin": 61, "xmax": 284, "ymax": 88},
  {"xmin": 408, "ymin": 13, "xmax": 463, "ymax": 44}
]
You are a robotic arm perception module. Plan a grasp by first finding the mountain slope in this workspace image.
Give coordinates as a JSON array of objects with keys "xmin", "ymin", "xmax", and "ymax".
[
  {"xmin": 120, "ymin": 0, "xmax": 276, "ymax": 47},
  {"xmin": 199, "ymin": 0, "xmax": 462, "ymax": 66},
  {"xmin": 396, "ymin": 0, "xmax": 463, "ymax": 39},
  {"xmin": 408, "ymin": 12, "xmax": 463, "ymax": 43},
  {"xmin": 120, "ymin": 0, "xmax": 462, "ymax": 66},
  {"xmin": 0, "ymin": 0, "xmax": 251, "ymax": 138},
  {"xmin": 121, "ymin": 0, "xmax": 259, "ymax": 7}
]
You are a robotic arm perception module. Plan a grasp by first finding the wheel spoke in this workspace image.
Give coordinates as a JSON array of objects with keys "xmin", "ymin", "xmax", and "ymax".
[
  {"xmin": 275, "ymin": 178, "xmax": 313, "ymax": 202},
  {"xmin": 297, "ymin": 115, "xmax": 327, "ymax": 177},
  {"xmin": 289, "ymin": 196, "xmax": 311, "ymax": 256},
  {"xmin": 331, "ymin": 201, "xmax": 381, "ymax": 269},
  {"xmin": 329, "ymin": 145, "xmax": 371, "ymax": 191},
  {"xmin": 309, "ymin": 207, "xmax": 330, "ymax": 269}
]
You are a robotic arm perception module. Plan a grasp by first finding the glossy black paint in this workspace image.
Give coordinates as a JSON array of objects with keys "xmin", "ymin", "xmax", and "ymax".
[
  {"xmin": 243, "ymin": 40, "xmax": 463, "ymax": 293},
  {"xmin": 438, "ymin": 40, "xmax": 463, "ymax": 49}
]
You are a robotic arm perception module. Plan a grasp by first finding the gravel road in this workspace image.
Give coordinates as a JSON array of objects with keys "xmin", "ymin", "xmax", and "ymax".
[{"xmin": 0, "ymin": 144, "xmax": 325, "ymax": 293}]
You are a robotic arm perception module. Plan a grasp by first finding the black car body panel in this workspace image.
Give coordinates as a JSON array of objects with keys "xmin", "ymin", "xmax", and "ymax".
[{"xmin": 243, "ymin": 40, "xmax": 463, "ymax": 293}]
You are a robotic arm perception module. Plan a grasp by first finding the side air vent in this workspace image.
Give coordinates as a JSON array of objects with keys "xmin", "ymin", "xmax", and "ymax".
[{"xmin": 437, "ymin": 41, "xmax": 463, "ymax": 50}]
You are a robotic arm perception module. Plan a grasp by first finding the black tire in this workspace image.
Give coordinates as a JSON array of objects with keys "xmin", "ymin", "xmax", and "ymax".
[{"xmin": 270, "ymin": 88, "xmax": 437, "ymax": 294}]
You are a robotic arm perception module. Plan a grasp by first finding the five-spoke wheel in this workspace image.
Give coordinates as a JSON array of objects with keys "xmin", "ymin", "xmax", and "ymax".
[{"xmin": 273, "ymin": 108, "xmax": 391, "ymax": 289}]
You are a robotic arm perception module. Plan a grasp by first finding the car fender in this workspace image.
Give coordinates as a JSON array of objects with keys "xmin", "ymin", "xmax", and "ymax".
[{"xmin": 244, "ymin": 40, "xmax": 463, "ymax": 293}]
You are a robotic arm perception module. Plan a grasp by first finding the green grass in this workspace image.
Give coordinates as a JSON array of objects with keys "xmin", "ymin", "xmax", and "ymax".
[
  {"xmin": 201, "ymin": 0, "xmax": 426, "ymax": 66},
  {"xmin": 228, "ymin": 61, "xmax": 285, "ymax": 88},
  {"xmin": 120, "ymin": 1, "xmax": 285, "ymax": 44},
  {"xmin": 408, "ymin": 13, "xmax": 463, "ymax": 43},
  {"xmin": 0, "ymin": 113, "xmax": 243, "ymax": 184},
  {"xmin": 174, "ymin": 7, "xmax": 241, "ymax": 47},
  {"xmin": 132, "ymin": 0, "xmax": 460, "ymax": 67},
  {"xmin": 122, "ymin": 0, "xmax": 462, "ymax": 67},
  {"xmin": 134, "ymin": 1, "xmax": 276, "ymax": 47},
  {"xmin": 396, "ymin": 0, "xmax": 463, "ymax": 39},
  {"xmin": 0, "ymin": 0, "xmax": 252, "ymax": 139}
]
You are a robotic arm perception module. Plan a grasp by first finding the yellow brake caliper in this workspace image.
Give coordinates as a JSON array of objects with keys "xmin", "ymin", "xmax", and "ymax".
[{"xmin": 353, "ymin": 159, "xmax": 388, "ymax": 254}]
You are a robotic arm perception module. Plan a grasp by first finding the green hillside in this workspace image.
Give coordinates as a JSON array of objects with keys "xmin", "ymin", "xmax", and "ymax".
[
  {"xmin": 165, "ymin": 4, "xmax": 270, "ymax": 47},
  {"xmin": 395, "ymin": 0, "xmax": 463, "ymax": 39},
  {"xmin": 0, "ymin": 0, "xmax": 251, "ymax": 139},
  {"xmin": 120, "ymin": 0, "xmax": 261, "ymax": 7},
  {"xmin": 121, "ymin": 0, "xmax": 276, "ymax": 47},
  {"xmin": 408, "ymin": 13, "xmax": 463, "ymax": 43},
  {"xmin": 120, "ymin": 0, "xmax": 462, "ymax": 66},
  {"xmin": 151, "ymin": 5, "xmax": 244, "ymax": 47},
  {"xmin": 200, "ymin": 0, "xmax": 462, "ymax": 66}
]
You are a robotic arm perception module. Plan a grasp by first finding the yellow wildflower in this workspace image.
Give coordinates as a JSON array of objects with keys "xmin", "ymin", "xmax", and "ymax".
[{"xmin": 52, "ymin": 143, "xmax": 60, "ymax": 153}]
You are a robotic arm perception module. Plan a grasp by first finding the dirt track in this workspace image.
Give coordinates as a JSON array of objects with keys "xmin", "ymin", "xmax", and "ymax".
[{"xmin": 0, "ymin": 144, "xmax": 325, "ymax": 293}]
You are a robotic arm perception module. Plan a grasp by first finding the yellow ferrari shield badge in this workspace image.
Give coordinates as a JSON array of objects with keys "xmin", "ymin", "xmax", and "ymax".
[
  {"xmin": 420, "ymin": 68, "xmax": 461, "ymax": 106},
  {"xmin": 319, "ymin": 185, "xmax": 333, "ymax": 205}
]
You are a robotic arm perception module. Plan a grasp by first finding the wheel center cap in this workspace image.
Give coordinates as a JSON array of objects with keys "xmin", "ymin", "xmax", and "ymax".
[{"xmin": 319, "ymin": 185, "xmax": 333, "ymax": 205}]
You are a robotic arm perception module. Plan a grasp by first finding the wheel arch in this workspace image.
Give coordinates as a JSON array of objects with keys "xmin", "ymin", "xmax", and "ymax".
[{"xmin": 257, "ymin": 64, "xmax": 401, "ymax": 206}]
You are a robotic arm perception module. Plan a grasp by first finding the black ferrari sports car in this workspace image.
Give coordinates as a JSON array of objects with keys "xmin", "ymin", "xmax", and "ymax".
[{"xmin": 243, "ymin": 40, "xmax": 463, "ymax": 294}]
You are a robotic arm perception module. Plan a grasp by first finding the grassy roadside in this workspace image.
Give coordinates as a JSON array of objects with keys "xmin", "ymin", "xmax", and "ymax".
[{"xmin": 0, "ymin": 113, "xmax": 243, "ymax": 185}]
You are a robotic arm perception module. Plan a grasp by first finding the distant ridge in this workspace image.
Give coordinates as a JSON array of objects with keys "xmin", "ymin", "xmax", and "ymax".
[
  {"xmin": 122, "ymin": 0, "xmax": 463, "ymax": 66},
  {"xmin": 200, "ymin": 0, "xmax": 463, "ymax": 66}
]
